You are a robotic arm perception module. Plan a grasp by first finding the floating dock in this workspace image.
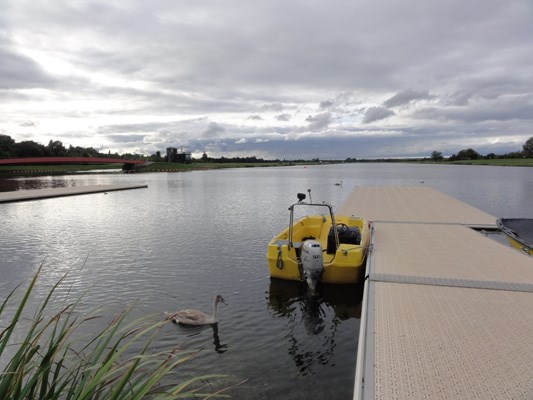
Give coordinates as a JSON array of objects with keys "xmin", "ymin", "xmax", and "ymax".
[
  {"xmin": 341, "ymin": 187, "xmax": 533, "ymax": 399},
  {"xmin": 0, "ymin": 184, "xmax": 148, "ymax": 203}
]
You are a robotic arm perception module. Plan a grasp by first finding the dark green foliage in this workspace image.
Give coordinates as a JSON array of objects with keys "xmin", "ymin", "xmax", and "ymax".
[
  {"xmin": 430, "ymin": 151, "xmax": 444, "ymax": 161},
  {"xmin": 0, "ymin": 134, "xmax": 145, "ymax": 160},
  {"xmin": 523, "ymin": 137, "xmax": 533, "ymax": 158}
]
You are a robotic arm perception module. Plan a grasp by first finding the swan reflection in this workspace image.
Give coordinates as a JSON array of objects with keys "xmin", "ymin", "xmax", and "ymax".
[
  {"xmin": 267, "ymin": 279, "xmax": 363, "ymax": 375},
  {"xmin": 211, "ymin": 324, "xmax": 228, "ymax": 354},
  {"xmin": 170, "ymin": 322, "xmax": 228, "ymax": 354}
]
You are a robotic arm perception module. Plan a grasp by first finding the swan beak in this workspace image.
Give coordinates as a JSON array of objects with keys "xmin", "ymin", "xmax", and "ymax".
[
  {"xmin": 164, "ymin": 312, "xmax": 173, "ymax": 320},
  {"xmin": 164, "ymin": 312, "xmax": 178, "ymax": 322}
]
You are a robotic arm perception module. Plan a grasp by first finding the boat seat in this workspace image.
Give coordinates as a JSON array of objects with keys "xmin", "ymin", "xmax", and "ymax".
[{"xmin": 327, "ymin": 226, "xmax": 361, "ymax": 254}]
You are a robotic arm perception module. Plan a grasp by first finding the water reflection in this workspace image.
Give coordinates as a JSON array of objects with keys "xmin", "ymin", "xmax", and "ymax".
[
  {"xmin": 0, "ymin": 173, "xmax": 126, "ymax": 192},
  {"xmin": 211, "ymin": 324, "xmax": 228, "ymax": 354},
  {"xmin": 168, "ymin": 322, "xmax": 228, "ymax": 354},
  {"xmin": 0, "ymin": 177, "xmax": 74, "ymax": 191},
  {"xmin": 2, "ymin": 164, "xmax": 531, "ymax": 399},
  {"xmin": 267, "ymin": 279, "xmax": 363, "ymax": 376}
]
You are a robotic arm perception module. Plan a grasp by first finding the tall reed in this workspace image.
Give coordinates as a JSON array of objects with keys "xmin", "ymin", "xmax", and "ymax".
[{"xmin": 0, "ymin": 264, "xmax": 228, "ymax": 399}]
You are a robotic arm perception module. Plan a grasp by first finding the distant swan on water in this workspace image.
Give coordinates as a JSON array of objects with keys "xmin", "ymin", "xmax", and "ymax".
[{"xmin": 165, "ymin": 295, "xmax": 227, "ymax": 326}]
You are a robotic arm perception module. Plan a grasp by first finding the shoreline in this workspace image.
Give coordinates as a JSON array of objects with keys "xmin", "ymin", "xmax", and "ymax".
[{"xmin": 0, "ymin": 158, "xmax": 531, "ymax": 178}]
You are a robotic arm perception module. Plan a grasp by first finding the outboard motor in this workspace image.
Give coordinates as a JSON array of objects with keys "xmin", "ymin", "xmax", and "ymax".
[{"xmin": 301, "ymin": 240, "xmax": 324, "ymax": 290}]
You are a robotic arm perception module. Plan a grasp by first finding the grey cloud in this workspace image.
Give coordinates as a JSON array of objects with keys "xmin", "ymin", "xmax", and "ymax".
[
  {"xmin": 107, "ymin": 134, "xmax": 145, "ymax": 143},
  {"xmin": 20, "ymin": 121, "xmax": 36, "ymax": 127},
  {"xmin": 260, "ymin": 103, "xmax": 285, "ymax": 112},
  {"xmin": 98, "ymin": 122, "xmax": 172, "ymax": 134},
  {"xmin": 383, "ymin": 89, "xmax": 434, "ymax": 108},
  {"xmin": 362, "ymin": 107, "xmax": 395, "ymax": 124},
  {"xmin": 5, "ymin": 2, "xmax": 533, "ymax": 95},
  {"xmin": 276, "ymin": 113, "xmax": 291, "ymax": 121},
  {"xmin": 203, "ymin": 122, "xmax": 225, "ymax": 138},
  {"xmin": 247, "ymin": 115, "xmax": 263, "ymax": 120},
  {"xmin": 183, "ymin": 131, "xmax": 430, "ymax": 160},
  {"xmin": 319, "ymin": 100, "xmax": 334, "ymax": 109},
  {"xmin": 306, "ymin": 112, "xmax": 331, "ymax": 131},
  {"xmin": 96, "ymin": 117, "xmax": 209, "ymax": 135},
  {"xmin": 0, "ymin": 41, "xmax": 54, "ymax": 89},
  {"xmin": 414, "ymin": 94, "xmax": 533, "ymax": 123},
  {"xmin": 443, "ymin": 90, "xmax": 473, "ymax": 106}
]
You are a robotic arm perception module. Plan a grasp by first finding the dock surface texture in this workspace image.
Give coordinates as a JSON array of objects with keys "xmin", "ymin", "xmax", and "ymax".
[
  {"xmin": 345, "ymin": 187, "xmax": 533, "ymax": 400},
  {"xmin": 0, "ymin": 184, "xmax": 147, "ymax": 203}
]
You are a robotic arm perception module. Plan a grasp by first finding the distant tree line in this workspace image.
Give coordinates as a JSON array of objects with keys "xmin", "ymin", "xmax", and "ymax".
[
  {"xmin": 199, "ymin": 153, "xmax": 281, "ymax": 163},
  {"xmin": 370, "ymin": 136, "xmax": 533, "ymax": 162},
  {"xmin": 0, "ymin": 134, "xmax": 285, "ymax": 163},
  {"xmin": 431, "ymin": 136, "xmax": 533, "ymax": 161},
  {"xmin": 345, "ymin": 136, "xmax": 533, "ymax": 163},
  {"xmin": 0, "ymin": 134, "xmax": 147, "ymax": 160}
]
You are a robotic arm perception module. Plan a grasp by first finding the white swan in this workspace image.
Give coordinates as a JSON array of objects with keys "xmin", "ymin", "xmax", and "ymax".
[{"xmin": 165, "ymin": 295, "xmax": 227, "ymax": 325}]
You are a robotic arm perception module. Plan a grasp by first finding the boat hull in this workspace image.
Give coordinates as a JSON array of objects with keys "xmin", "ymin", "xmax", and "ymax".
[
  {"xmin": 497, "ymin": 218, "xmax": 533, "ymax": 256},
  {"xmin": 266, "ymin": 215, "xmax": 370, "ymax": 284}
]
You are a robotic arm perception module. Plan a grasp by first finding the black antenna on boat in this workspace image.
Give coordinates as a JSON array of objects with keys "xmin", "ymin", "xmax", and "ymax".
[{"xmin": 307, "ymin": 188, "xmax": 312, "ymax": 203}]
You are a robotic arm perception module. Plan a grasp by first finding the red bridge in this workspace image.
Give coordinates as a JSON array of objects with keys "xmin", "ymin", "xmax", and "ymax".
[{"xmin": 0, "ymin": 157, "xmax": 146, "ymax": 170}]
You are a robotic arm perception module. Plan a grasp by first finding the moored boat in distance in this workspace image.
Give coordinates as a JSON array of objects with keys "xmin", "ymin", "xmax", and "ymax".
[
  {"xmin": 266, "ymin": 192, "xmax": 371, "ymax": 288},
  {"xmin": 497, "ymin": 218, "xmax": 533, "ymax": 256}
]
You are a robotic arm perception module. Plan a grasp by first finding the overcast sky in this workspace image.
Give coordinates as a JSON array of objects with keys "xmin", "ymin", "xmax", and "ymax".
[{"xmin": 1, "ymin": 0, "xmax": 532, "ymax": 159}]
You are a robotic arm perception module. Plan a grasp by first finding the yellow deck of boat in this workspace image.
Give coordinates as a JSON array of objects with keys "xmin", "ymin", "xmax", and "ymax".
[{"xmin": 342, "ymin": 187, "xmax": 533, "ymax": 400}]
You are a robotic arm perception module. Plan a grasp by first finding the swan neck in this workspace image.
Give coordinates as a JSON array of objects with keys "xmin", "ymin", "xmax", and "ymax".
[{"xmin": 212, "ymin": 297, "xmax": 218, "ymax": 320}]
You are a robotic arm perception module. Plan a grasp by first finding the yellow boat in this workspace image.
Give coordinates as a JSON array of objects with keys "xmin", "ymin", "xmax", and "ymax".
[
  {"xmin": 266, "ymin": 192, "xmax": 370, "ymax": 288},
  {"xmin": 497, "ymin": 218, "xmax": 533, "ymax": 256}
]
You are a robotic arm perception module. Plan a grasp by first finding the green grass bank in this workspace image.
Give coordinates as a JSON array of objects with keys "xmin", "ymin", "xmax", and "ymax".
[{"xmin": 0, "ymin": 158, "xmax": 531, "ymax": 177}]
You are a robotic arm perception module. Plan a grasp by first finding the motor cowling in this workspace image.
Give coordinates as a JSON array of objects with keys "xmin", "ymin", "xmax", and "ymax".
[{"xmin": 301, "ymin": 240, "xmax": 324, "ymax": 290}]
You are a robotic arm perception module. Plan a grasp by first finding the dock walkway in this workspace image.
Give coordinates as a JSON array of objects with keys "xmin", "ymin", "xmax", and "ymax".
[
  {"xmin": 0, "ymin": 184, "xmax": 148, "ymax": 203},
  {"xmin": 343, "ymin": 187, "xmax": 533, "ymax": 399}
]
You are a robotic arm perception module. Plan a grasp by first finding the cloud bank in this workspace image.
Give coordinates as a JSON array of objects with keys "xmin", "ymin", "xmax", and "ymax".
[{"xmin": 1, "ymin": 0, "xmax": 532, "ymax": 159}]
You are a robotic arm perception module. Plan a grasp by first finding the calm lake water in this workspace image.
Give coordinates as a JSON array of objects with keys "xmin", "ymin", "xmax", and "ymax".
[{"xmin": 1, "ymin": 163, "xmax": 532, "ymax": 399}]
